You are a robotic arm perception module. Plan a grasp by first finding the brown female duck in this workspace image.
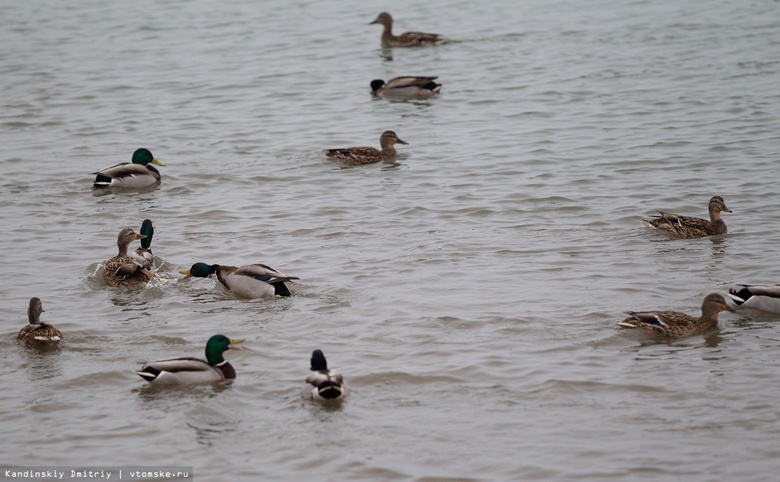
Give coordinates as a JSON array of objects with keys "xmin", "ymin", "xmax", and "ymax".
[
  {"xmin": 17, "ymin": 297, "xmax": 63, "ymax": 345},
  {"xmin": 369, "ymin": 12, "xmax": 448, "ymax": 47},
  {"xmin": 102, "ymin": 228, "xmax": 154, "ymax": 287},
  {"xmin": 641, "ymin": 196, "xmax": 731, "ymax": 238},
  {"xmin": 325, "ymin": 130, "xmax": 408, "ymax": 165},
  {"xmin": 618, "ymin": 293, "xmax": 735, "ymax": 337}
]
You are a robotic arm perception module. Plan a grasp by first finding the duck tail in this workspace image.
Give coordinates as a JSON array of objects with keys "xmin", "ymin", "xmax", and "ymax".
[{"xmin": 94, "ymin": 175, "xmax": 112, "ymax": 188}]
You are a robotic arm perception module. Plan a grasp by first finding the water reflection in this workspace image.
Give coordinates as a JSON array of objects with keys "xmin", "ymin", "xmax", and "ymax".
[{"xmin": 20, "ymin": 343, "xmax": 63, "ymax": 381}]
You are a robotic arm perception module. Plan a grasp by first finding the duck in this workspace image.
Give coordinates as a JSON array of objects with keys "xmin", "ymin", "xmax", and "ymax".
[
  {"xmin": 727, "ymin": 284, "xmax": 780, "ymax": 313},
  {"xmin": 369, "ymin": 12, "xmax": 448, "ymax": 47},
  {"xmin": 17, "ymin": 297, "xmax": 63, "ymax": 346},
  {"xmin": 136, "ymin": 335, "xmax": 244, "ymax": 385},
  {"xmin": 180, "ymin": 262, "xmax": 299, "ymax": 298},
  {"xmin": 93, "ymin": 148, "xmax": 165, "ymax": 189},
  {"xmin": 641, "ymin": 196, "xmax": 731, "ymax": 239},
  {"xmin": 131, "ymin": 219, "xmax": 156, "ymax": 270},
  {"xmin": 617, "ymin": 293, "xmax": 735, "ymax": 337},
  {"xmin": 325, "ymin": 130, "xmax": 408, "ymax": 165},
  {"xmin": 371, "ymin": 76, "xmax": 442, "ymax": 98},
  {"xmin": 303, "ymin": 350, "xmax": 347, "ymax": 402},
  {"xmin": 102, "ymin": 228, "xmax": 154, "ymax": 287}
]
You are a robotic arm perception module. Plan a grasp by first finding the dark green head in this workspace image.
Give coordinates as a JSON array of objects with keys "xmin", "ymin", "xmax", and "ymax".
[
  {"xmin": 310, "ymin": 349, "xmax": 328, "ymax": 371},
  {"xmin": 131, "ymin": 148, "xmax": 165, "ymax": 167},
  {"xmin": 179, "ymin": 262, "xmax": 217, "ymax": 278},
  {"xmin": 139, "ymin": 219, "xmax": 154, "ymax": 249},
  {"xmin": 204, "ymin": 334, "xmax": 244, "ymax": 366},
  {"xmin": 370, "ymin": 79, "xmax": 385, "ymax": 94}
]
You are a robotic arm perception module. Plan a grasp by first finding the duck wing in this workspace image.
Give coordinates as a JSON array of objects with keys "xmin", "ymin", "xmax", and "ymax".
[
  {"xmin": 234, "ymin": 264, "xmax": 299, "ymax": 283},
  {"xmin": 384, "ymin": 76, "xmax": 439, "ymax": 89}
]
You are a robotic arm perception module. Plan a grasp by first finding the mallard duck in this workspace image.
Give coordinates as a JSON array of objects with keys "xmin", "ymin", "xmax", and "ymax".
[
  {"xmin": 369, "ymin": 12, "xmax": 448, "ymax": 47},
  {"xmin": 93, "ymin": 148, "xmax": 165, "ymax": 189},
  {"xmin": 102, "ymin": 228, "xmax": 154, "ymax": 287},
  {"xmin": 180, "ymin": 262, "xmax": 299, "ymax": 298},
  {"xmin": 131, "ymin": 219, "xmax": 155, "ymax": 270},
  {"xmin": 325, "ymin": 130, "xmax": 408, "ymax": 165},
  {"xmin": 303, "ymin": 350, "xmax": 347, "ymax": 402},
  {"xmin": 641, "ymin": 196, "xmax": 731, "ymax": 238},
  {"xmin": 136, "ymin": 335, "xmax": 244, "ymax": 385},
  {"xmin": 728, "ymin": 284, "xmax": 780, "ymax": 313},
  {"xmin": 17, "ymin": 297, "xmax": 63, "ymax": 345},
  {"xmin": 371, "ymin": 76, "xmax": 442, "ymax": 98},
  {"xmin": 618, "ymin": 293, "xmax": 735, "ymax": 337}
]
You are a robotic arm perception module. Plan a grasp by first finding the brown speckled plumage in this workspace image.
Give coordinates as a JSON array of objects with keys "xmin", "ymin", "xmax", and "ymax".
[
  {"xmin": 618, "ymin": 293, "xmax": 735, "ymax": 337},
  {"xmin": 17, "ymin": 297, "xmax": 63, "ymax": 345},
  {"xmin": 325, "ymin": 130, "xmax": 408, "ymax": 165},
  {"xmin": 103, "ymin": 228, "xmax": 154, "ymax": 287},
  {"xmin": 641, "ymin": 196, "xmax": 731, "ymax": 239},
  {"xmin": 369, "ymin": 12, "xmax": 448, "ymax": 48}
]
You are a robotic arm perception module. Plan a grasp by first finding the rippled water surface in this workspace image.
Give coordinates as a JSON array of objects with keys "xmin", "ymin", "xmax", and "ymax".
[{"xmin": 2, "ymin": 0, "xmax": 780, "ymax": 480}]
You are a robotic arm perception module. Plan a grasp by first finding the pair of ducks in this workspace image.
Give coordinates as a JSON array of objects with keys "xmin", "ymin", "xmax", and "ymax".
[
  {"xmin": 93, "ymin": 130, "xmax": 411, "ymax": 186},
  {"xmin": 137, "ymin": 340, "xmax": 345, "ymax": 401},
  {"xmin": 628, "ymin": 196, "xmax": 732, "ymax": 336},
  {"xmin": 102, "ymin": 223, "xmax": 298, "ymax": 299},
  {"xmin": 624, "ymin": 194, "xmax": 780, "ymax": 335},
  {"xmin": 619, "ymin": 285, "xmax": 780, "ymax": 337}
]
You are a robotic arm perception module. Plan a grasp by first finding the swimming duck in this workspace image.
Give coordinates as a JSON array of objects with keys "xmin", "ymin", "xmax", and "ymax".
[
  {"xmin": 325, "ymin": 130, "xmax": 408, "ymax": 165},
  {"xmin": 618, "ymin": 293, "xmax": 735, "ymax": 337},
  {"xmin": 369, "ymin": 12, "xmax": 448, "ymax": 47},
  {"xmin": 303, "ymin": 350, "xmax": 347, "ymax": 402},
  {"xmin": 371, "ymin": 76, "xmax": 442, "ymax": 98},
  {"xmin": 131, "ymin": 219, "xmax": 155, "ymax": 270},
  {"xmin": 136, "ymin": 335, "xmax": 244, "ymax": 385},
  {"xmin": 93, "ymin": 148, "xmax": 165, "ymax": 189},
  {"xmin": 17, "ymin": 297, "xmax": 63, "ymax": 345},
  {"xmin": 641, "ymin": 196, "xmax": 731, "ymax": 239},
  {"xmin": 180, "ymin": 262, "xmax": 299, "ymax": 298},
  {"xmin": 102, "ymin": 228, "xmax": 154, "ymax": 287},
  {"xmin": 727, "ymin": 284, "xmax": 780, "ymax": 313}
]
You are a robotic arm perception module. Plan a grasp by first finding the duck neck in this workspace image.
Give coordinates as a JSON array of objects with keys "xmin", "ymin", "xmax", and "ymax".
[
  {"xmin": 382, "ymin": 23, "xmax": 394, "ymax": 42},
  {"xmin": 117, "ymin": 242, "xmax": 130, "ymax": 257},
  {"xmin": 709, "ymin": 208, "xmax": 723, "ymax": 223},
  {"xmin": 700, "ymin": 304, "xmax": 722, "ymax": 323},
  {"xmin": 28, "ymin": 306, "xmax": 41, "ymax": 324},
  {"xmin": 380, "ymin": 145, "xmax": 397, "ymax": 158}
]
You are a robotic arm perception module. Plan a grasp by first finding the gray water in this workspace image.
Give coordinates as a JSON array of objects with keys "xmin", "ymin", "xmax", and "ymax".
[{"xmin": 2, "ymin": 0, "xmax": 780, "ymax": 480}]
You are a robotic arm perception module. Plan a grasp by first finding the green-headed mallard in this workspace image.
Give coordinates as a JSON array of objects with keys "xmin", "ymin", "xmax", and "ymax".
[
  {"xmin": 303, "ymin": 349, "xmax": 347, "ymax": 402},
  {"xmin": 180, "ymin": 262, "xmax": 299, "ymax": 298},
  {"xmin": 728, "ymin": 284, "xmax": 780, "ymax": 313},
  {"xmin": 325, "ymin": 130, "xmax": 408, "ymax": 165},
  {"xmin": 93, "ymin": 148, "xmax": 165, "ymax": 189},
  {"xmin": 641, "ymin": 196, "xmax": 731, "ymax": 239},
  {"xmin": 131, "ymin": 219, "xmax": 155, "ymax": 270},
  {"xmin": 136, "ymin": 335, "xmax": 244, "ymax": 385},
  {"xmin": 370, "ymin": 76, "xmax": 442, "ymax": 98},
  {"xmin": 618, "ymin": 293, "xmax": 735, "ymax": 337},
  {"xmin": 369, "ymin": 12, "xmax": 448, "ymax": 47},
  {"xmin": 102, "ymin": 228, "xmax": 154, "ymax": 287},
  {"xmin": 17, "ymin": 297, "xmax": 63, "ymax": 345}
]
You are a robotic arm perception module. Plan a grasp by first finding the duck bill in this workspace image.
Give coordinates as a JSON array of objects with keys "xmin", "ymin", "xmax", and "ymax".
[
  {"xmin": 135, "ymin": 233, "xmax": 147, "ymax": 240},
  {"xmin": 724, "ymin": 305, "xmax": 737, "ymax": 313},
  {"xmin": 152, "ymin": 158, "xmax": 165, "ymax": 166},
  {"xmin": 228, "ymin": 339, "xmax": 245, "ymax": 350},
  {"xmin": 396, "ymin": 138, "xmax": 409, "ymax": 145},
  {"xmin": 179, "ymin": 269, "xmax": 192, "ymax": 279}
]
